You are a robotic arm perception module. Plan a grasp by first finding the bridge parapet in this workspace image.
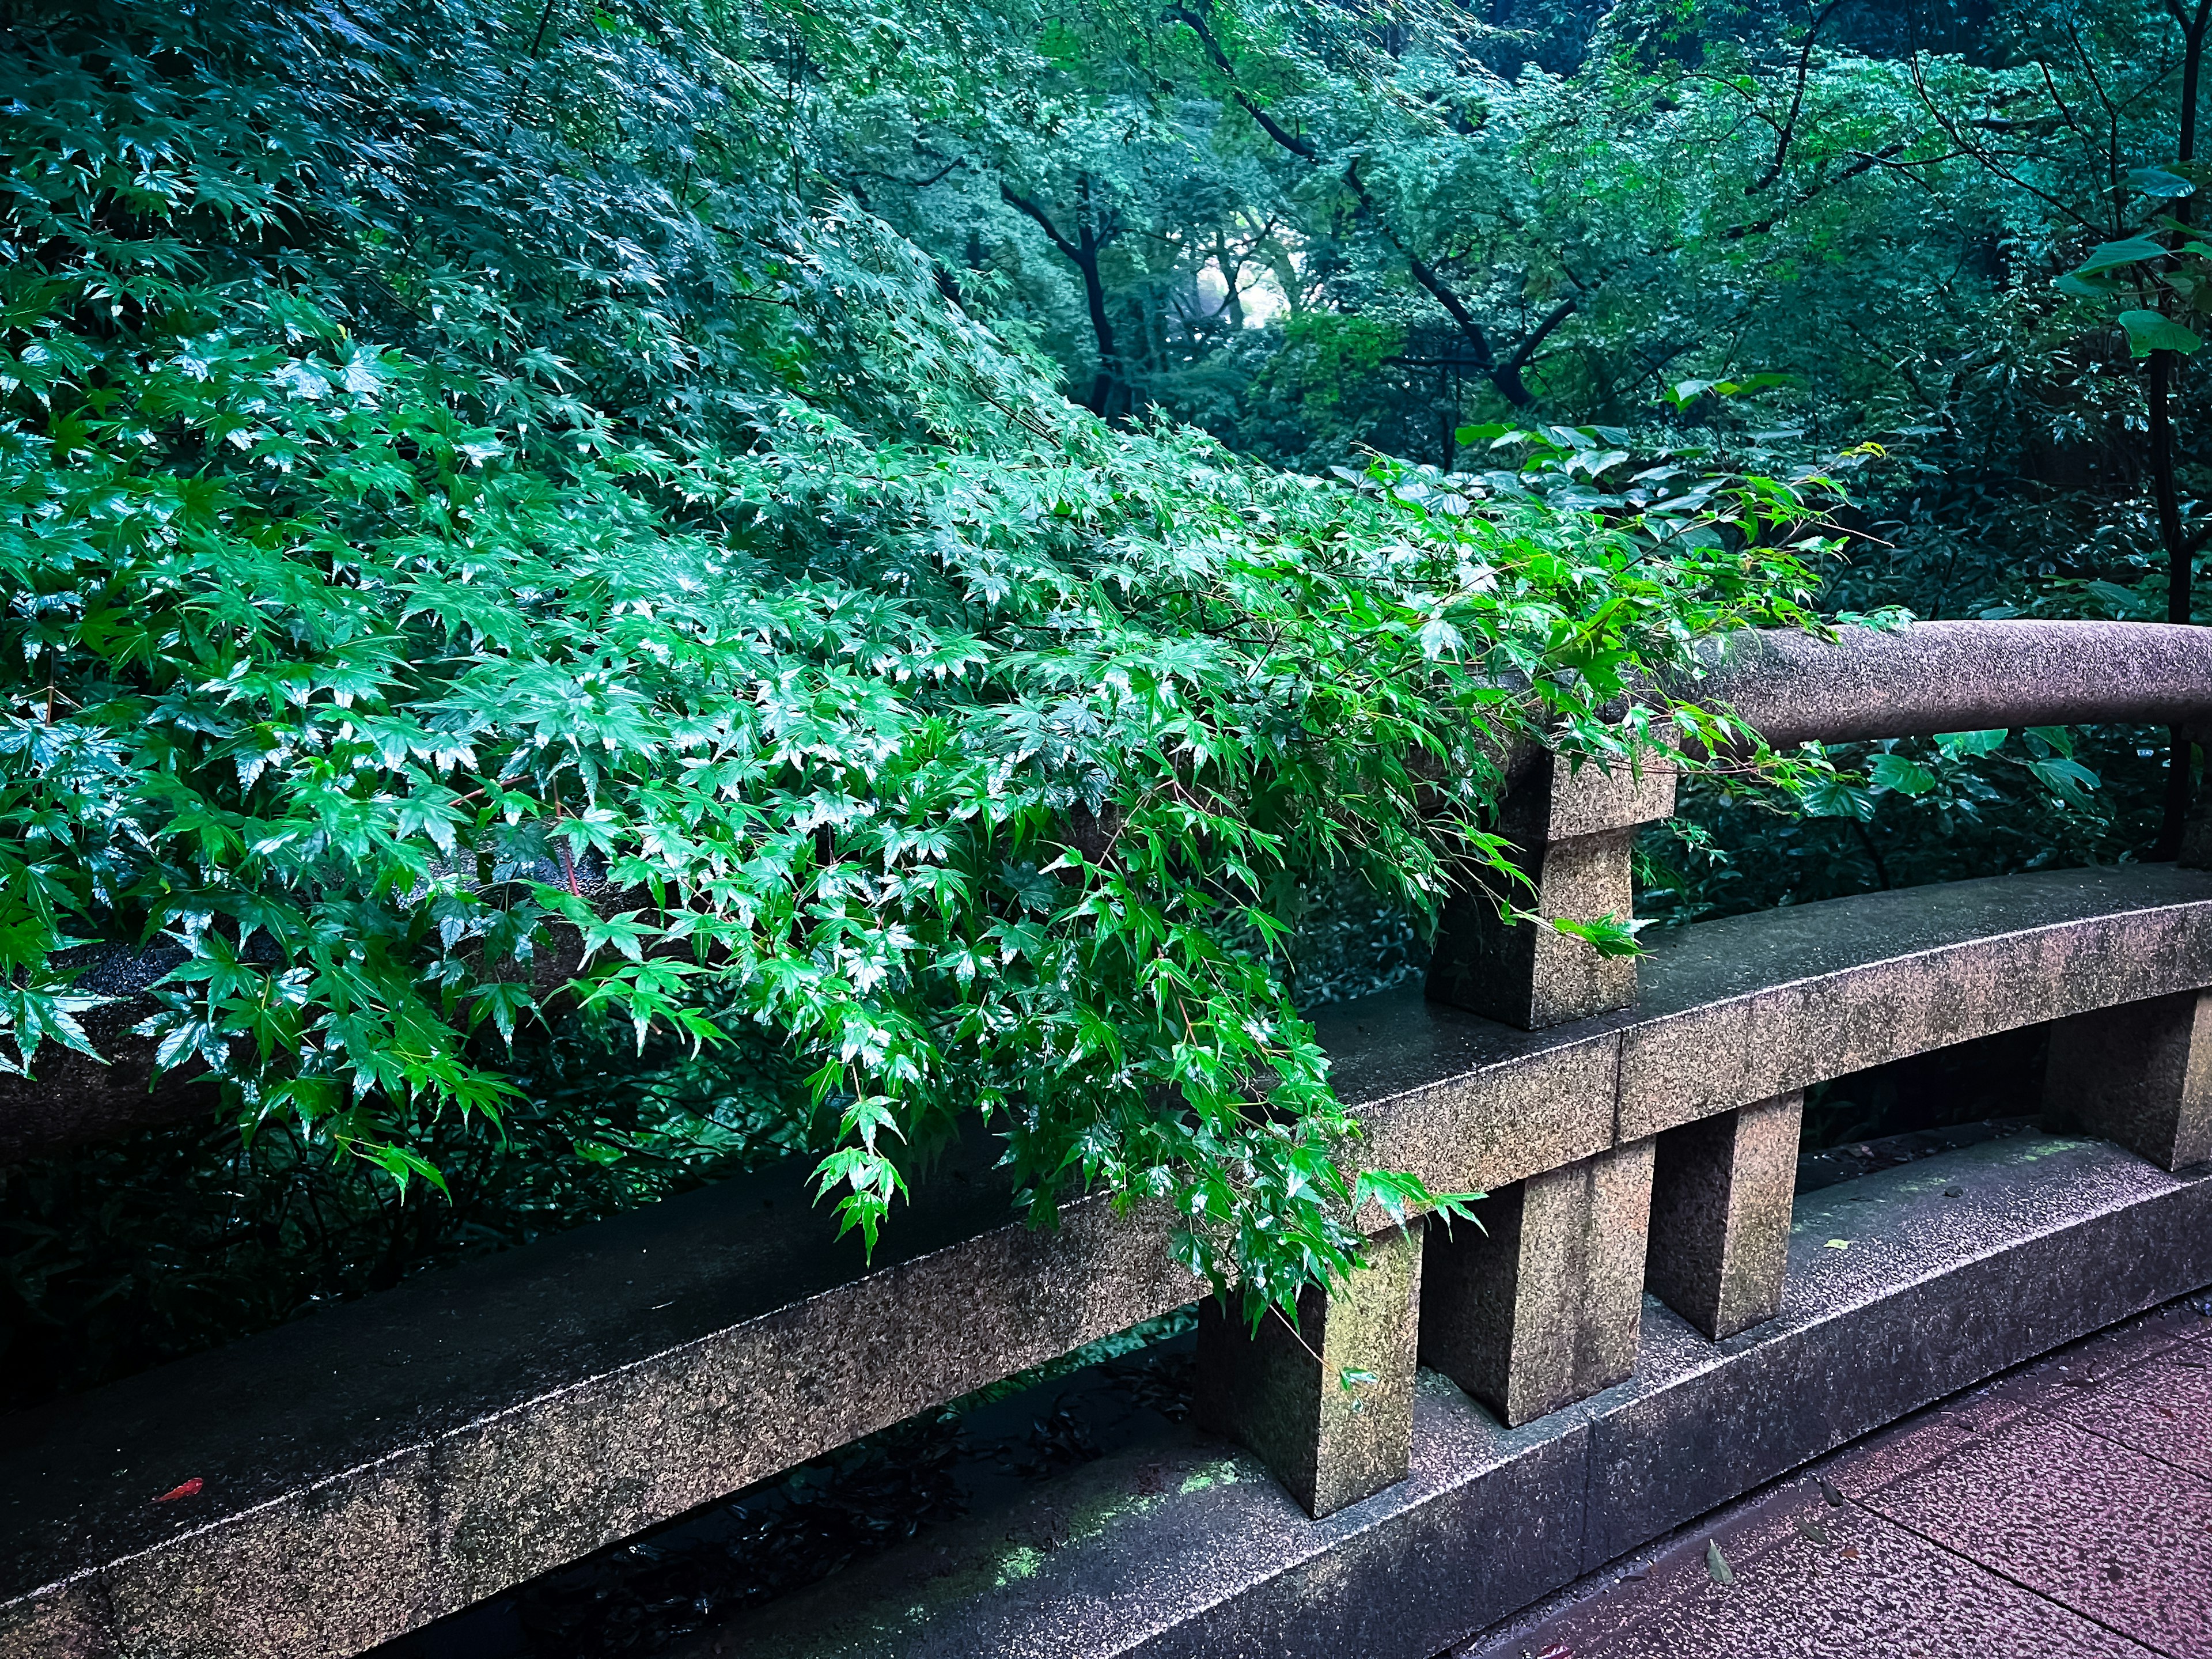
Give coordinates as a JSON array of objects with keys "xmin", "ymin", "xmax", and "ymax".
[
  {"xmin": 3, "ymin": 622, "xmax": 2211, "ymax": 1657},
  {"xmin": 1196, "ymin": 621, "xmax": 2212, "ymax": 1517}
]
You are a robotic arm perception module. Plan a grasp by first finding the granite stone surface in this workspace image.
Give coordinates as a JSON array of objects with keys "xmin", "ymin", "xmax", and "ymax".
[
  {"xmin": 1471, "ymin": 1456, "xmax": 2166, "ymax": 1659},
  {"xmin": 2035, "ymin": 1339, "xmax": 2212, "ymax": 1476},
  {"xmin": 1865, "ymin": 1410, "xmax": 2212, "ymax": 1654},
  {"xmin": 12, "ymin": 866, "xmax": 2212, "ymax": 1657},
  {"xmin": 1685, "ymin": 619, "xmax": 2212, "ymax": 749},
  {"xmin": 1193, "ymin": 1222, "xmax": 1423, "ymax": 1518},
  {"xmin": 688, "ymin": 1132, "xmax": 2212, "ymax": 1659},
  {"xmin": 1579, "ymin": 1130, "xmax": 2212, "ymax": 1564},
  {"xmin": 1420, "ymin": 1145, "xmax": 1654, "ymax": 1427},
  {"xmin": 1484, "ymin": 1303, "xmax": 2212, "ymax": 1659},
  {"xmin": 1425, "ymin": 826, "xmax": 1639, "ymax": 1031},
  {"xmin": 1645, "ymin": 1092, "xmax": 1802, "ymax": 1340},
  {"xmin": 1334, "ymin": 1009, "xmax": 1624, "ymax": 1210},
  {"xmin": 1488, "ymin": 1497, "xmax": 2159, "ymax": 1659},
  {"xmin": 1425, "ymin": 756, "xmax": 1669, "ymax": 1032},
  {"xmin": 2044, "ymin": 987, "xmax": 2212, "ymax": 1171},
  {"xmin": 0, "ymin": 1137, "xmax": 1190, "ymax": 1659},
  {"xmin": 1321, "ymin": 863, "xmax": 2212, "ymax": 1199},
  {"xmin": 1511, "ymin": 752, "xmax": 1679, "ymax": 843},
  {"xmin": 1616, "ymin": 863, "xmax": 2212, "ymax": 1137}
]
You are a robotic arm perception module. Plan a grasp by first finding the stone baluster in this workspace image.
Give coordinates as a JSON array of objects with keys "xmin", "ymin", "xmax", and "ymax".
[
  {"xmin": 1425, "ymin": 753, "xmax": 1676, "ymax": 1031},
  {"xmin": 1192, "ymin": 1222, "xmax": 1424, "ymax": 1518},
  {"xmin": 1416, "ymin": 1142, "xmax": 1655, "ymax": 1427},
  {"xmin": 2043, "ymin": 989, "xmax": 2212, "ymax": 1172},
  {"xmin": 1415, "ymin": 755, "xmax": 1673, "ymax": 1426},
  {"xmin": 1645, "ymin": 1092, "xmax": 1803, "ymax": 1340}
]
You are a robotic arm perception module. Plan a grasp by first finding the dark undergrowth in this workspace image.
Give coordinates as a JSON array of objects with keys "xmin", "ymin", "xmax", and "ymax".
[
  {"xmin": 0, "ymin": 876, "xmax": 1412, "ymax": 1415},
  {"xmin": 376, "ymin": 1316, "xmax": 1199, "ymax": 1659},
  {"xmin": 0, "ymin": 1022, "xmax": 796, "ymax": 1413}
]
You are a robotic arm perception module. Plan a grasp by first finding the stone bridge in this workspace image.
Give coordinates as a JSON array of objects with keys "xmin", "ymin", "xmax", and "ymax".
[{"xmin": 3, "ymin": 620, "xmax": 2210, "ymax": 1659}]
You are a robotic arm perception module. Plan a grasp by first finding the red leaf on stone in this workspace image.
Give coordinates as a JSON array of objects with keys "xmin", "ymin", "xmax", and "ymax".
[
  {"xmin": 1535, "ymin": 1645, "xmax": 1573, "ymax": 1659},
  {"xmin": 155, "ymin": 1479, "xmax": 203, "ymax": 1503}
]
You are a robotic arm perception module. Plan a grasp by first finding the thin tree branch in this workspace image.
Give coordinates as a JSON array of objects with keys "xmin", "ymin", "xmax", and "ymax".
[{"xmin": 1747, "ymin": 0, "xmax": 1854, "ymax": 195}]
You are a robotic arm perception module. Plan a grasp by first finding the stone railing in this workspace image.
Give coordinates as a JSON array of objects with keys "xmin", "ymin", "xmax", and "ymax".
[{"xmin": 3, "ymin": 620, "xmax": 2210, "ymax": 1659}]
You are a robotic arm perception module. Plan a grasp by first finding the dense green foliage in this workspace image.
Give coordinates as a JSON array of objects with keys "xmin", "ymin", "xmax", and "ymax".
[
  {"xmin": 5, "ymin": 0, "xmax": 2206, "ymax": 1378},
  {"xmin": 0, "ymin": 0, "xmax": 1852, "ymax": 1324}
]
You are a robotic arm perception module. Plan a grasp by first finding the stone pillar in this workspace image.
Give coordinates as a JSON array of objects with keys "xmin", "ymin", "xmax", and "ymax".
[
  {"xmin": 1192, "ymin": 1221, "xmax": 1423, "ymax": 1519},
  {"xmin": 1418, "ymin": 1141, "xmax": 1656, "ymax": 1428},
  {"xmin": 1645, "ymin": 1092, "xmax": 1802, "ymax": 1341},
  {"xmin": 2043, "ymin": 990, "xmax": 2212, "ymax": 1171},
  {"xmin": 1425, "ymin": 754, "xmax": 1675, "ymax": 1031}
]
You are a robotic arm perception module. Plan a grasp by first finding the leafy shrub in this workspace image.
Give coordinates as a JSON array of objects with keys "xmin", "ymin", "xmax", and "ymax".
[{"xmin": 1, "ymin": 0, "xmax": 1829, "ymax": 1312}]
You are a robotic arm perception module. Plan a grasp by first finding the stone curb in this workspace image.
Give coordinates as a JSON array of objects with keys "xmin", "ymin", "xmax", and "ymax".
[{"xmin": 700, "ymin": 1132, "xmax": 2212, "ymax": 1659}]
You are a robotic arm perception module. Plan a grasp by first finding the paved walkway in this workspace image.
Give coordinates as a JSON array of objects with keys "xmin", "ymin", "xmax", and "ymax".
[{"xmin": 1465, "ymin": 1296, "xmax": 2212, "ymax": 1659}]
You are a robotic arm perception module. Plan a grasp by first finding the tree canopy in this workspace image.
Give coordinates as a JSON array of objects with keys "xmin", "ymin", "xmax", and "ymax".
[{"xmin": 3, "ymin": 0, "xmax": 2200, "ymax": 1323}]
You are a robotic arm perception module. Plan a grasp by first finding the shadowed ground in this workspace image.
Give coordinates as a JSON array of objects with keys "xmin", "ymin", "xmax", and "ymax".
[{"xmin": 1465, "ymin": 1293, "xmax": 2212, "ymax": 1659}]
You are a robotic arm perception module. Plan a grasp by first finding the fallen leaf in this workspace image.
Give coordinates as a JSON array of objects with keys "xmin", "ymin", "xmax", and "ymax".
[
  {"xmin": 1706, "ymin": 1539, "xmax": 1734, "ymax": 1585},
  {"xmin": 155, "ymin": 1479, "xmax": 202, "ymax": 1503},
  {"xmin": 1818, "ymin": 1476, "xmax": 1846, "ymax": 1507},
  {"xmin": 1839, "ymin": 1543, "xmax": 1862, "ymax": 1560},
  {"xmin": 1824, "ymin": 1238, "xmax": 1851, "ymax": 1250},
  {"xmin": 1533, "ymin": 1645, "xmax": 1573, "ymax": 1659},
  {"xmin": 1794, "ymin": 1519, "xmax": 1832, "ymax": 1546}
]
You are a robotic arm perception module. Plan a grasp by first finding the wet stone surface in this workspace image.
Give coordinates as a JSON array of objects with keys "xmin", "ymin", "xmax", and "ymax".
[
  {"xmin": 685, "ymin": 1134, "xmax": 2212, "ymax": 1659},
  {"xmin": 1868, "ymin": 1411, "xmax": 2212, "ymax": 1656},
  {"xmin": 374, "ymin": 1335, "xmax": 1200, "ymax": 1658},
  {"xmin": 1467, "ymin": 1294, "xmax": 2212, "ymax": 1659}
]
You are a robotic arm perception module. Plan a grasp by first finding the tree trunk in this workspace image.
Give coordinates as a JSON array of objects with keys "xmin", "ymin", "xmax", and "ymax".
[{"xmin": 2154, "ymin": 0, "xmax": 2211, "ymax": 858}]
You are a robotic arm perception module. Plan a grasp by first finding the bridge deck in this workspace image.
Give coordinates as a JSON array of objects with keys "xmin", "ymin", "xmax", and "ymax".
[
  {"xmin": 9, "ymin": 865, "xmax": 2211, "ymax": 1658},
  {"xmin": 1469, "ymin": 1294, "xmax": 2212, "ymax": 1658}
]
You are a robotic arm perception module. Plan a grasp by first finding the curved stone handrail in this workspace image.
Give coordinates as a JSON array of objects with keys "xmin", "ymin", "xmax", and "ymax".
[
  {"xmin": 7, "ymin": 862, "xmax": 2211, "ymax": 1658},
  {"xmin": 6, "ymin": 619, "xmax": 2207, "ymax": 1165},
  {"xmin": 1682, "ymin": 619, "xmax": 2212, "ymax": 748},
  {"xmin": 1344, "ymin": 863, "xmax": 2212, "ymax": 1197}
]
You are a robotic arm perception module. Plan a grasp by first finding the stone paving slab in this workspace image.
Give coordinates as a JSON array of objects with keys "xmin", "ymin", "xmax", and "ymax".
[
  {"xmin": 1469, "ymin": 1298, "xmax": 2212, "ymax": 1659},
  {"xmin": 1479, "ymin": 1488, "xmax": 2157, "ymax": 1659},
  {"xmin": 2049, "ymin": 1344, "xmax": 2212, "ymax": 1478},
  {"xmin": 1867, "ymin": 1411, "xmax": 2212, "ymax": 1655}
]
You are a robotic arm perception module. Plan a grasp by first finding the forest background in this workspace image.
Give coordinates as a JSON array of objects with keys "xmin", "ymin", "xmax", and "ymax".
[{"xmin": 3, "ymin": 0, "xmax": 2206, "ymax": 1407}]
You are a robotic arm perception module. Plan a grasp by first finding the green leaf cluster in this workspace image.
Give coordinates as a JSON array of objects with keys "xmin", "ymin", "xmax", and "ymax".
[{"xmin": 0, "ymin": 0, "xmax": 1827, "ymax": 1312}]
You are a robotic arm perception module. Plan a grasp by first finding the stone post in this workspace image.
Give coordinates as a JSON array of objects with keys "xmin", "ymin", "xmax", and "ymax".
[
  {"xmin": 1645, "ymin": 1092, "xmax": 1803, "ymax": 1341},
  {"xmin": 1416, "ymin": 1141, "xmax": 1656, "ymax": 1427},
  {"xmin": 1192, "ymin": 1222, "xmax": 1424, "ymax": 1519},
  {"xmin": 1425, "ymin": 753, "xmax": 1676, "ymax": 1031},
  {"xmin": 2043, "ymin": 989, "xmax": 2212, "ymax": 1171}
]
